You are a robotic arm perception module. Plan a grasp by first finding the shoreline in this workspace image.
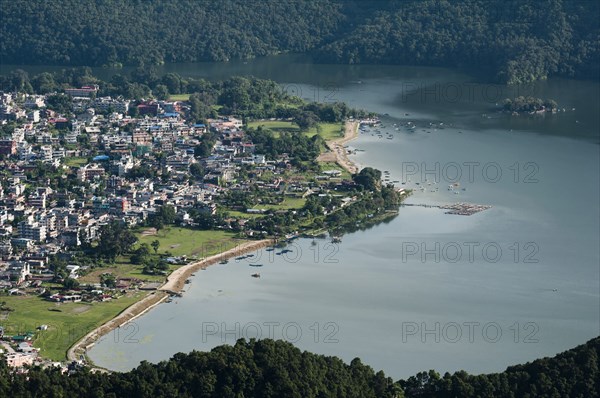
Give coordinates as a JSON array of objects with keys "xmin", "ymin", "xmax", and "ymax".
[
  {"xmin": 68, "ymin": 238, "xmax": 274, "ymax": 363},
  {"xmin": 160, "ymin": 239, "xmax": 275, "ymax": 293},
  {"xmin": 318, "ymin": 120, "xmax": 360, "ymax": 174}
]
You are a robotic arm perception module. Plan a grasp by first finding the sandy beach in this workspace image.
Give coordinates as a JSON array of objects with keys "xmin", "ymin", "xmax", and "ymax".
[
  {"xmin": 68, "ymin": 238, "xmax": 274, "ymax": 362},
  {"xmin": 317, "ymin": 120, "xmax": 360, "ymax": 174},
  {"xmin": 160, "ymin": 239, "xmax": 274, "ymax": 292}
]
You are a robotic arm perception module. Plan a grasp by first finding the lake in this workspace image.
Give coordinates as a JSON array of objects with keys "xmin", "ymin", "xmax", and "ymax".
[{"xmin": 53, "ymin": 55, "xmax": 598, "ymax": 378}]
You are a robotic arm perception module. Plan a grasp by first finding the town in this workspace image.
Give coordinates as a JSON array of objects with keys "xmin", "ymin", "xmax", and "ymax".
[{"xmin": 0, "ymin": 79, "xmax": 405, "ymax": 371}]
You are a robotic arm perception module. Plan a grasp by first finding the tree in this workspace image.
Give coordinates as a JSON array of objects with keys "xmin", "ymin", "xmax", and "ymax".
[
  {"xmin": 353, "ymin": 167, "xmax": 382, "ymax": 191},
  {"xmin": 8, "ymin": 69, "xmax": 33, "ymax": 93},
  {"xmin": 46, "ymin": 94, "xmax": 72, "ymax": 115},
  {"xmin": 194, "ymin": 134, "xmax": 216, "ymax": 158},
  {"xmin": 100, "ymin": 273, "xmax": 116, "ymax": 288},
  {"xmin": 62, "ymin": 277, "xmax": 79, "ymax": 290},
  {"xmin": 195, "ymin": 212, "xmax": 216, "ymax": 230},
  {"xmin": 31, "ymin": 72, "xmax": 57, "ymax": 94},
  {"xmin": 293, "ymin": 110, "xmax": 319, "ymax": 130},
  {"xmin": 151, "ymin": 240, "xmax": 160, "ymax": 254},
  {"xmin": 153, "ymin": 84, "xmax": 169, "ymax": 100},
  {"xmin": 96, "ymin": 222, "xmax": 138, "ymax": 262},
  {"xmin": 50, "ymin": 256, "xmax": 68, "ymax": 281},
  {"xmin": 162, "ymin": 73, "xmax": 182, "ymax": 94},
  {"xmin": 150, "ymin": 205, "xmax": 177, "ymax": 231},
  {"xmin": 189, "ymin": 163, "xmax": 205, "ymax": 179},
  {"xmin": 130, "ymin": 244, "xmax": 151, "ymax": 265}
]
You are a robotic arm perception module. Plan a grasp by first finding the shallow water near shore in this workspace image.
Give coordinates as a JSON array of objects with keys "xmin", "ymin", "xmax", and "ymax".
[{"xmin": 88, "ymin": 56, "xmax": 599, "ymax": 378}]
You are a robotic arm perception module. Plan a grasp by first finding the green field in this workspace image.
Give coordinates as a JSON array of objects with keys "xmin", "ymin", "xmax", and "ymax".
[
  {"xmin": 261, "ymin": 196, "xmax": 306, "ymax": 210},
  {"xmin": 0, "ymin": 228, "xmax": 249, "ymax": 361},
  {"xmin": 136, "ymin": 227, "xmax": 244, "ymax": 259},
  {"xmin": 247, "ymin": 120, "xmax": 343, "ymax": 142},
  {"xmin": 0, "ymin": 292, "xmax": 145, "ymax": 361},
  {"xmin": 247, "ymin": 120, "xmax": 299, "ymax": 134},
  {"xmin": 225, "ymin": 196, "xmax": 306, "ymax": 217},
  {"xmin": 319, "ymin": 161, "xmax": 352, "ymax": 180},
  {"xmin": 306, "ymin": 123, "xmax": 344, "ymax": 141},
  {"xmin": 168, "ymin": 93, "xmax": 191, "ymax": 101},
  {"xmin": 77, "ymin": 261, "xmax": 177, "ymax": 284},
  {"xmin": 78, "ymin": 228, "xmax": 244, "ymax": 284},
  {"xmin": 63, "ymin": 157, "xmax": 88, "ymax": 167}
]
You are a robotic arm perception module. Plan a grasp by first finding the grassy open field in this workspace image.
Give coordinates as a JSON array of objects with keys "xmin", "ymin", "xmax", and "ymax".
[
  {"xmin": 247, "ymin": 120, "xmax": 299, "ymax": 134},
  {"xmin": 260, "ymin": 196, "xmax": 306, "ymax": 210},
  {"xmin": 225, "ymin": 196, "xmax": 306, "ymax": 217},
  {"xmin": 246, "ymin": 121, "xmax": 344, "ymax": 143},
  {"xmin": 62, "ymin": 157, "xmax": 88, "ymax": 167},
  {"xmin": 135, "ymin": 227, "xmax": 244, "ymax": 259},
  {"xmin": 0, "ymin": 292, "xmax": 146, "ymax": 361},
  {"xmin": 77, "ymin": 261, "xmax": 178, "ymax": 284},
  {"xmin": 306, "ymin": 123, "xmax": 345, "ymax": 141},
  {"xmin": 168, "ymin": 93, "xmax": 191, "ymax": 101},
  {"xmin": 0, "ymin": 228, "xmax": 248, "ymax": 361},
  {"xmin": 319, "ymin": 161, "xmax": 352, "ymax": 180}
]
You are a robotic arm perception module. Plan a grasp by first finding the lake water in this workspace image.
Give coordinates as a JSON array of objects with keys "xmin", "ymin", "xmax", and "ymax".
[{"xmin": 53, "ymin": 55, "xmax": 598, "ymax": 378}]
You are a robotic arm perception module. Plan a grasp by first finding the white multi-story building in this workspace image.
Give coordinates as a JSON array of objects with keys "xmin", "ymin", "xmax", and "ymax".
[
  {"xmin": 18, "ymin": 221, "xmax": 47, "ymax": 242},
  {"xmin": 77, "ymin": 163, "xmax": 106, "ymax": 181},
  {"xmin": 40, "ymin": 145, "xmax": 53, "ymax": 162}
]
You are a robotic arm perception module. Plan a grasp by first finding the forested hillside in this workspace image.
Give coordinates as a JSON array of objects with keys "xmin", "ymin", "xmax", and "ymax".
[
  {"xmin": 316, "ymin": 0, "xmax": 600, "ymax": 85},
  {"xmin": 1, "ymin": 337, "xmax": 599, "ymax": 397},
  {"xmin": 0, "ymin": 0, "xmax": 598, "ymax": 84},
  {"xmin": 0, "ymin": 0, "xmax": 344, "ymax": 65}
]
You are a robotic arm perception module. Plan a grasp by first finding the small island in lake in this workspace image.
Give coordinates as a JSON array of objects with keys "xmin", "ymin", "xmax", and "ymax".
[{"xmin": 502, "ymin": 96, "xmax": 559, "ymax": 115}]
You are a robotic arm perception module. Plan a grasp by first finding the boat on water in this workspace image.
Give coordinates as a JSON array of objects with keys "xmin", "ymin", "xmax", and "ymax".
[
  {"xmin": 251, "ymin": 273, "xmax": 261, "ymax": 278},
  {"xmin": 249, "ymin": 264, "xmax": 263, "ymax": 267},
  {"xmin": 219, "ymin": 260, "xmax": 228, "ymax": 264}
]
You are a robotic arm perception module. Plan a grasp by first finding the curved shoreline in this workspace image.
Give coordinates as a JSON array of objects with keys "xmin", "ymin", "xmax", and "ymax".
[
  {"xmin": 68, "ymin": 238, "xmax": 274, "ymax": 362},
  {"xmin": 160, "ymin": 239, "xmax": 275, "ymax": 293},
  {"xmin": 318, "ymin": 120, "xmax": 360, "ymax": 174}
]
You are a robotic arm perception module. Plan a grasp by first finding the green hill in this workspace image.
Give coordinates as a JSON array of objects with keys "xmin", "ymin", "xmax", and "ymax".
[
  {"xmin": 2, "ymin": 337, "xmax": 599, "ymax": 397},
  {"xmin": 0, "ymin": 0, "xmax": 598, "ymax": 84}
]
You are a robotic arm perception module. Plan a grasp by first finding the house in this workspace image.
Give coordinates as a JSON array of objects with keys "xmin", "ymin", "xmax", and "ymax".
[
  {"xmin": 8, "ymin": 262, "xmax": 31, "ymax": 284},
  {"xmin": 65, "ymin": 265, "xmax": 80, "ymax": 279},
  {"xmin": 5, "ymin": 352, "xmax": 36, "ymax": 368},
  {"xmin": 77, "ymin": 163, "xmax": 106, "ymax": 181},
  {"xmin": 0, "ymin": 139, "xmax": 17, "ymax": 155},
  {"xmin": 65, "ymin": 85, "xmax": 99, "ymax": 98},
  {"xmin": 47, "ymin": 293, "xmax": 82, "ymax": 303}
]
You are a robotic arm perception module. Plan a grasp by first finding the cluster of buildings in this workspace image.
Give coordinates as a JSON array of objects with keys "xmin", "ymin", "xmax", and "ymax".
[
  {"xmin": 0, "ymin": 87, "xmax": 350, "ymax": 287},
  {"xmin": 0, "ymin": 86, "xmax": 360, "ymax": 368}
]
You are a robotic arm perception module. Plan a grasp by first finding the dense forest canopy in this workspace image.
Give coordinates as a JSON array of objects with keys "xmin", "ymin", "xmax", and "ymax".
[
  {"xmin": 1, "ymin": 337, "xmax": 599, "ymax": 397},
  {"xmin": 0, "ymin": 0, "xmax": 598, "ymax": 84},
  {"xmin": 0, "ymin": 0, "xmax": 344, "ymax": 66}
]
